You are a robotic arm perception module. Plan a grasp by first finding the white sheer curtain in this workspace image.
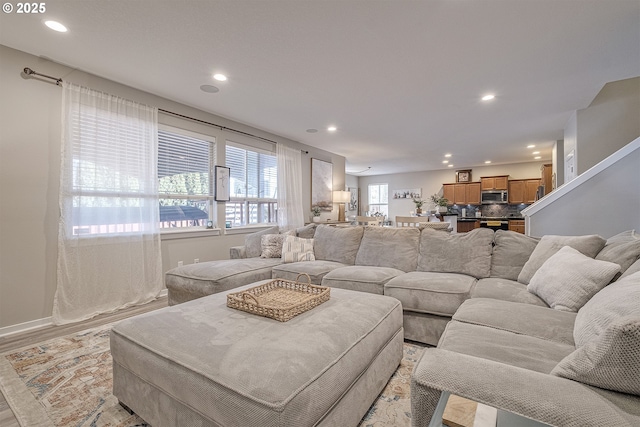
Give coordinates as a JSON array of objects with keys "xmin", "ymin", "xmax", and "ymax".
[
  {"xmin": 53, "ymin": 82, "xmax": 163, "ymax": 325},
  {"xmin": 276, "ymin": 144, "xmax": 305, "ymax": 230}
]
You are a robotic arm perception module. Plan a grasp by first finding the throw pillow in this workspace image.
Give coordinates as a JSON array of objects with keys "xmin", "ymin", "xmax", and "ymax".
[
  {"xmin": 595, "ymin": 230, "xmax": 640, "ymax": 280},
  {"xmin": 490, "ymin": 230, "xmax": 540, "ymax": 281},
  {"xmin": 517, "ymin": 234, "xmax": 606, "ymax": 284},
  {"xmin": 295, "ymin": 223, "xmax": 317, "ymax": 239},
  {"xmin": 417, "ymin": 228, "xmax": 495, "ymax": 279},
  {"xmin": 527, "ymin": 246, "xmax": 620, "ymax": 312},
  {"xmin": 260, "ymin": 234, "xmax": 287, "ymax": 258},
  {"xmin": 313, "ymin": 225, "xmax": 363, "ymax": 265},
  {"xmin": 573, "ymin": 271, "xmax": 640, "ymax": 347},
  {"xmin": 551, "ymin": 315, "xmax": 640, "ymax": 396},
  {"xmin": 245, "ymin": 226, "xmax": 280, "ymax": 258},
  {"xmin": 282, "ymin": 235, "xmax": 315, "ymax": 263}
]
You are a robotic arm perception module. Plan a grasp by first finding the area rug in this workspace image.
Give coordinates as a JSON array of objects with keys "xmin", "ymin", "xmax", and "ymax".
[{"xmin": 0, "ymin": 325, "xmax": 487, "ymax": 427}]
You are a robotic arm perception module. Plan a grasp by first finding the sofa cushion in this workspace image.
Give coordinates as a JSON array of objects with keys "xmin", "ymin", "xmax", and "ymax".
[
  {"xmin": 281, "ymin": 235, "xmax": 315, "ymax": 263},
  {"xmin": 550, "ymin": 272, "xmax": 640, "ymax": 395},
  {"xmin": 573, "ymin": 271, "xmax": 640, "ymax": 347},
  {"xmin": 527, "ymin": 246, "xmax": 620, "ymax": 312},
  {"xmin": 595, "ymin": 230, "xmax": 640, "ymax": 279},
  {"xmin": 453, "ymin": 299, "xmax": 576, "ymax": 345},
  {"xmin": 471, "ymin": 278, "xmax": 548, "ymax": 306},
  {"xmin": 385, "ymin": 271, "xmax": 477, "ymax": 316},
  {"xmin": 417, "ymin": 228, "xmax": 494, "ymax": 279},
  {"xmin": 438, "ymin": 321, "xmax": 575, "ymax": 374},
  {"xmin": 165, "ymin": 258, "xmax": 283, "ymax": 305},
  {"xmin": 260, "ymin": 234, "xmax": 286, "ymax": 258},
  {"xmin": 271, "ymin": 260, "xmax": 348, "ymax": 284},
  {"xmin": 517, "ymin": 234, "xmax": 606, "ymax": 284},
  {"xmin": 355, "ymin": 227, "xmax": 420, "ymax": 272},
  {"xmin": 313, "ymin": 225, "xmax": 364, "ymax": 265},
  {"xmin": 621, "ymin": 257, "xmax": 640, "ymax": 280},
  {"xmin": 322, "ymin": 266, "xmax": 405, "ymax": 295},
  {"xmin": 490, "ymin": 230, "xmax": 540, "ymax": 281},
  {"xmin": 245, "ymin": 226, "xmax": 280, "ymax": 258}
]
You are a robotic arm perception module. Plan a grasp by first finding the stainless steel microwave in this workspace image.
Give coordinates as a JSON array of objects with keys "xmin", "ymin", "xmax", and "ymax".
[{"xmin": 481, "ymin": 190, "xmax": 508, "ymax": 204}]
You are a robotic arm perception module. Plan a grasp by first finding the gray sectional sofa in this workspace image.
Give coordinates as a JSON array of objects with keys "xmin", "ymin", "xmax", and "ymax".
[{"xmin": 165, "ymin": 224, "xmax": 640, "ymax": 426}]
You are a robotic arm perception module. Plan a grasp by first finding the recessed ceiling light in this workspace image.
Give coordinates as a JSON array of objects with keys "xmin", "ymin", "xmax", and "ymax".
[
  {"xmin": 444, "ymin": 153, "xmax": 452, "ymax": 158},
  {"xmin": 447, "ymin": 164, "xmax": 453, "ymax": 167},
  {"xmin": 200, "ymin": 85, "xmax": 219, "ymax": 93},
  {"xmin": 527, "ymin": 144, "xmax": 536, "ymax": 149},
  {"xmin": 442, "ymin": 160, "xmax": 449, "ymax": 164},
  {"xmin": 327, "ymin": 126, "xmax": 337, "ymax": 132},
  {"xmin": 532, "ymin": 151, "xmax": 540, "ymax": 155},
  {"xmin": 306, "ymin": 129, "xmax": 318, "ymax": 133},
  {"xmin": 45, "ymin": 20, "xmax": 67, "ymax": 32},
  {"xmin": 481, "ymin": 94, "xmax": 495, "ymax": 101},
  {"xmin": 534, "ymin": 156, "xmax": 542, "ymax": 160},
  {"xmin": 213, "ymin": 73, "xmax": 227, "ymax": 82},
  {"xmin": 484, "ymin": 160, "xmax": 491, "ymax": 164}
]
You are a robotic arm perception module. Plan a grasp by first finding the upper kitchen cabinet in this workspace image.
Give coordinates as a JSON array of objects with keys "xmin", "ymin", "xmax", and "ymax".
[
  {"xmin": 481, "ymin": 175, "xmax": 508, "ymax": 190},
  {"xmin": 509, "ymin": 179, "xmax": 541, "ymax": 204},
  {"xmin": 442, "ymin": 182, "xmax": 481, "ymax": 205},
  {"xmin": 466, "ymin": 182, "xmax": 481, "ymax": 204},
  {"xmin": 541, "ymin": 163, "xmax": 553, "ymax": 196}
]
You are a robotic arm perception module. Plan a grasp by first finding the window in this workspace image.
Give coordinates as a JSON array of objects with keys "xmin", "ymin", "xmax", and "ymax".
[
  {"xmin": 158, "ymin": 127, "xmax": 215, "ymax": 229},
  {"xmin": 225, "ymin": 142, "xmax": 277, "ymax": 226},
  {"xmin": 368, "ymin": 183, "xmax": 388, "ymax": 217}
]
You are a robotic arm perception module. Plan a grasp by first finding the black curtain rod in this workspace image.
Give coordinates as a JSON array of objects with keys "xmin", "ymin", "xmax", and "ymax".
[{"xmin": 22, "ymin": 66, "xmax": 310, "ymax": 154}]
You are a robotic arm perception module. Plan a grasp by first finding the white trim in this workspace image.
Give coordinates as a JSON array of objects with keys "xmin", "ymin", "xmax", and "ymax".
[
  {"xmin": 0, "ymin": 289, "xmax": 168, "ymax": 338},
  {"xmin": 161, "ymin": 228, "xmax": 221, "ymax": 240},
  {"xmin": 224, "ymin": 224, "xmax": 275, "ymax": 235},
  {"xmin": 522, "ymin": 137, "xmax": 639, "ymax": 217},
  {"xmin": 0, "ymin": 317, "xmax": 52, "ymax": 338}
]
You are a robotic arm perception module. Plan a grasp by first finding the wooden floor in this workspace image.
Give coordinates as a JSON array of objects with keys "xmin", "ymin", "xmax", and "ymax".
[{"xmin": 0, "ymin": 296, "xmax": 168, "ymax": 427}]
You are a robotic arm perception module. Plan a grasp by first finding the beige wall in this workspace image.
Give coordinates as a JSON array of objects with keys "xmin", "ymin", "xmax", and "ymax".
[
  {"xmin": 0, "ymin": 45, "xmax": 345, "ymax": 329},
  {"xmin": 574, "ymin": 77, "xmax": 640, "ymax": 176},
  {"xmin": 357, "ymin": 161, "xmax": 548, "ymax": 221}
]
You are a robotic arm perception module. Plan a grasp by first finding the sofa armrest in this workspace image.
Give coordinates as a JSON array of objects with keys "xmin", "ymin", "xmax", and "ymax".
[
  {"xmin": 229, "ymin": 245, "xmax": 246, "ymax": 259},
  {"xmin": 411, "ymin": 348, "xmax": 640, "ymax": 427}
]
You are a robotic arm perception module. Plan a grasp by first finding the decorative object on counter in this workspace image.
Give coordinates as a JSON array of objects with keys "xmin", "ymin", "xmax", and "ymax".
[
  {"xmin": 430, "ymin": 193, "xmax": 449, "ymax": 214},
  {"xmin": 311, "ymin": 206, "xmax": 322, "ymax": 222},
  {"xmin": 412, "ymin": 198, "xmax": 425, "ymax": 214},
  {"xmin": 393, "ymin": 188, "xmax": 422, "ymax": 199},
  {"xmin": 456, "ymin": 169, "xmax": 472, "ymax": 183}
]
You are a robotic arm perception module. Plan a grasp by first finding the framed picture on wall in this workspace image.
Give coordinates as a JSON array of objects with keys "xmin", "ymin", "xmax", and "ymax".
[
  {"xmin": 311, "ymin": 158, "xmax": 333, "ymax": 211},
  {"xmin": 215, "ymin": 166, "xmax": 230, "ymax": 201},
  {"xmin": 456, "ymin": 169, "xmax": 472, "ymax": 183}
]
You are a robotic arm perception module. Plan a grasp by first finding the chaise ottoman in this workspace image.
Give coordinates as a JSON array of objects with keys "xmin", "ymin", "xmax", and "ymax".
[{"xmin": 110, "ymin": 281, "xmax": 404, "ymax": 427}]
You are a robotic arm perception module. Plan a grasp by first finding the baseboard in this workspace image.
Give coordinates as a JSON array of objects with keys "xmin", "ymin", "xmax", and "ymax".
[
  {"xmin": 0, "ymin": 317, "xmax": 53, "ymax": 338},
  {"xmin": 0, "ymin": 289, "xmax": 168, "ymax": 338}
]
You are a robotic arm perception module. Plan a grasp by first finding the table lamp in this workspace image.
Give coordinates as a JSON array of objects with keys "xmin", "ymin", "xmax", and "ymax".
[{"xmin": 333, "ymin": 190, "xmax": 351, "ymax": 222}]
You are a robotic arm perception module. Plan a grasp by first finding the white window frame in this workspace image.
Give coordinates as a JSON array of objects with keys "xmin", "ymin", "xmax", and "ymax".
[
  {"xmin": 225, "ymin": 140, "xmax": 278, "ymax": 227},
  {"xmin": 367, "ymin": 183, "xmax": 389, "ymax": 217},
  {"xmin": 158, "ymin": 124, "xmax": 216, "ymax": 231}
]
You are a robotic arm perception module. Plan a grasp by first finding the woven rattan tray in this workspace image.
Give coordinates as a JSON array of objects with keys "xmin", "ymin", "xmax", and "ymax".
[{"xmin": 226, "ymin": 273, "xmax": 330, "ymax": 322}]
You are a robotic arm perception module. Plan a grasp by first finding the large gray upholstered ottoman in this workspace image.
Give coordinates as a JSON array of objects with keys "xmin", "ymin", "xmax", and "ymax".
[{"xmin": 111, "ymin": 281, "xmax": 404, "ymax": 427}]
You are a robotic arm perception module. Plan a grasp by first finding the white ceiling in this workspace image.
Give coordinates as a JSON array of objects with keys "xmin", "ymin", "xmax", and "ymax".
[{"xmin": 1, "ymin": 0, "xmax": 638, "ymax": 175}]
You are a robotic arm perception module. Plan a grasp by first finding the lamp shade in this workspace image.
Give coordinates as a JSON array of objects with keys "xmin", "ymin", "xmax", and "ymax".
[{"xmin": 333, "ymin": 190, "xmax": 351, "ymax": 204}]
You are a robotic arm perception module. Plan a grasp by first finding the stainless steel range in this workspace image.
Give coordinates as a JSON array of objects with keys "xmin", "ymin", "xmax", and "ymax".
[{"xmin": 479, "ymin": 217, "xmax": 509, "ymax": 231}]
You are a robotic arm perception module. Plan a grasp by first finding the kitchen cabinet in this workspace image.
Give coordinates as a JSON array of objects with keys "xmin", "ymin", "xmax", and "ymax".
[
  {"xmin": 457, "ymin": 220, "xmax": 480, "ymax": 233},
  {"xmin": 443, "ymin": 183, "xmax": 481, "ymax": 205},
  {"xmin": 541, "ymin": 164, "xmax": 553, "ymax": 196},
  {"xmin": 524, "ymin": 179, "xmax": 541, "ymax": 203},
  {"xmin": 481, "ymin": 176, "xmax": 508, "ymax": 190},
  {"xmin": 508, "ymin": 179, "xmax": 540, "ymax": 204},
  {"xmin": 443, "ymin": 184, "xmax": 454, "ymax": 205},
  {"xmin": 509, "ymin": 220, "xmax": 525, "ymax": 234},
  {"xmin": 466, "ymin": 183, "xmax": 481, "ymax": 205},
  {"xmin": 508, "ymin": 180, "xmax": 525, "ymax": 204}
]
